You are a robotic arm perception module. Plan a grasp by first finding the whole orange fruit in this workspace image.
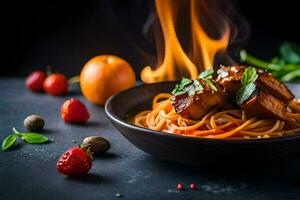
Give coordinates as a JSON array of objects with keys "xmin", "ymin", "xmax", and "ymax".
[{"xmin": 80, "ymin": 55, "xmax": 136, "ymax": 105}]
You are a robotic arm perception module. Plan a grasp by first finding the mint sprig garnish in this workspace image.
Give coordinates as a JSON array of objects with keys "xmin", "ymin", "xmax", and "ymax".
[
  {"xmin": 172, "ymin": 78, "xmax": 192, "ymax": 95},
  {"xmin": 172, "ymin": 69, "xmax": 218, "ymax": 96},
  {"xmin": 236, "ymin": 67, "xmax": 258, "ymax": 104},
  {"xmin": 199, "ymin": 69, "xmax": 217, "ymax": 92},
  {"xmin": 204, "ymin": 79, "xmax": 218, "ymax": 92},
  {"xmin": 236, "ymin": 82, "xmax": 256, "ymax": 105},
  {"xmin": 172, "ymin": 78, "xmax": 204, "ymax": 96},
  {"xmin": 241, "ymin": 67, "xmax": 258, "ymax": 85},
  {"xmin": 2, "ymin": 128, "xmax": 49, "ymax": 151},
  {"xmin": 199, "ymin": 68, "xmax": 214, "ymax": 79},
  {"xmin": 193, "ymin": 79, "xmax": 204, "ymax": 91}
]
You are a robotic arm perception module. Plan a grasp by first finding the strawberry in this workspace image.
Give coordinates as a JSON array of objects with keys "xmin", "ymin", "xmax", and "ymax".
[
  {"xmin": 25, "ymin": 70, "xmax": 47, "ymax": 92},
  {"xmin": 61, "ymin": 98, "xmax": 90, "ymax": 123},
  {"xmin": 43, "ymin": 73, "xmax": 68, "ymax": 96},
  {"xmin": 57, "ymin": 147, "xmax": 92, "ymax": 176}
]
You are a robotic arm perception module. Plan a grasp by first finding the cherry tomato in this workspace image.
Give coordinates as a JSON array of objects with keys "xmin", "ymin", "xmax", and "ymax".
[
  {"xmin": 25, "ymin": 70, "xmax": 47, "ymax": 92},
  {"xmin": 43, "ymin": 73, "xmax": 68, "ymax": 96}
]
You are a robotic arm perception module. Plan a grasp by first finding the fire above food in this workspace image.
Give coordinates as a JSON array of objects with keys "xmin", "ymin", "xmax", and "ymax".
[
  {"xmin": 134, "ymin": 66, "xmax": 300, "ymax": 139},
  {"xmin": 141, "ymin": 0, "xmax": 233, "ymax": 83}
]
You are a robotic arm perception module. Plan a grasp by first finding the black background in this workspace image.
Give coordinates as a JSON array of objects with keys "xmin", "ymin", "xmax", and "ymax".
[{"xmin": 1, "ymin": 0, "xmax": 300, "ymax": 77}]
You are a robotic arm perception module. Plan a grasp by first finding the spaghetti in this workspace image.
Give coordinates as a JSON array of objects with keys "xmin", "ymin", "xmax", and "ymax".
[{"xmin": 133, "ymin": 93, "xmax": 300, "ymax": 139}]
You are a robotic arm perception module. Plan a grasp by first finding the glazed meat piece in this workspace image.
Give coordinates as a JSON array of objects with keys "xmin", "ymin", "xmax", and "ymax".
[
  {"xmin": 240, "ymin": 88, "xmax": 286, "ymax": 120},
  {"xmin": 171, "ymin": 79, "xmax": 226, "ymax": 120},
  {"xmin": 217, "ymin": 66, "xmax": 294, "ymax": 103},
  {"xmin": 257, "ymin": 72, "xmax": 294, "ymax": 103},
  {"xmin": 216, "ymin": 65, "xmax": 244, "ymax": 97}
]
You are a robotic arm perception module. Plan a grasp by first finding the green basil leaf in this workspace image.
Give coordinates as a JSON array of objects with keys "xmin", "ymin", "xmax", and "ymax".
[
  {"xmin": 171, "ymin": 78, "xmax": 192, "ymax": 95},
  {"xmin": 241, "ymin": 67, "xmax": 258, "ymax": 86},
  {"xmin": 204, "ymin": 79, "xmax": 217, "ymax": 92},
  {"xmin": 236, "ymin": 83, "xmax": 257, "ymax": 105},
  {"xmin": 171, "ymin": 84, "xmax": 185, "ymax": 95},
  {"xmin": 180, "ymin": 78, "xmax": 192, "ymax": 87},
  {"xmin": 22, "ymin": 133, "xmax": 48, "ymax": 144},
  {"xmin": 2, "ymin": 134, "xmax": 17, "ymax": 151},
  {"xmin": 171, "ymin": 84, "xmax": 180, "ymax": 95},
  {"xmin": 199, "ymin": 68, "xmax": 214, "ymax": 79},
  {"xmin": 193, "ymin": 79, "xmax": 204, "ymax": 92}
]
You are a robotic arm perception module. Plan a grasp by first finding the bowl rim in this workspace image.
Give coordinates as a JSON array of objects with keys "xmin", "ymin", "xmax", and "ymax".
[{"xmin": 105, "ymin": 81, "xmax": 300, "ymax": 144}]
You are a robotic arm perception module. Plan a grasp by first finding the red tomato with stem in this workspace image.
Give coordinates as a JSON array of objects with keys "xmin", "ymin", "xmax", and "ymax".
[
  {"xmin": 25, "ymin": 70, "xmax": 47, "ymax": 92},
  {"xmin": 43, "ymin": 73, "xmax": 68, "ymax": 96}
]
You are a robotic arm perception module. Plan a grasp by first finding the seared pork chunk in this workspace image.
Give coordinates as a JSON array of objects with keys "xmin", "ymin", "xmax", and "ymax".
[
  {"xmin": 171, "ymin": 79, "xmax": 226, "ymax": 120},
  {"xmin": 216, "ymin": 66, "xmax": 244, "ymax": 97},
  {"xmin": 258, "ymin": 72, "xmax": 294, "ymax": 103},
  {"xmin": 217, "ymin": 66, "xmax": 294, "ymax": 103},
  {"xmin": 240, "ymin": 88, "xmax": 286, "ymax": 120}
]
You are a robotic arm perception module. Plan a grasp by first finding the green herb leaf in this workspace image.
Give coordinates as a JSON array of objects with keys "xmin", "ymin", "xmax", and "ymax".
[
  {"xmin": 279, "ymin": 42, "xmax": 300, "ymax": 64},
  {"xmin": 12, "ymin": 127, "xmax": 22, "ymax": 137},
  {"xmin": 199, "ymin": 68, "xmax": 214, "ymax": 79},
  {"xmin": 198, "ymin": 69, "xmax": 217, "ymax": 92},
  {"xmin": 171, "ymin": 84, "xmax": 186, "ymax": 95},
  {"xmin": 180, "ymin": 77, "xmax": 193, "ymax": 87},
  {"xmin": 241, "ymin": 42, "xmax": 300, "ymax": 83},
  {"xmin": 171, "ymin": 78, "xmax": 193, "ymax": 95},
  {"xmin": 204, "ymin": 79, "xmax": 218, "ymax": 92},
  {"xmin": 193, "ymin": 79, "xmax": 204, "ymax": 92},
  {"xmin": 188, "ymin": 86, "xmax": 196, "ymax": 96},
  {"xmin": 241, "ymin": 67, "xmax": 258, "ymax": 86},
  {"xmin": 2, "ymin": 134, "xmax": 17, "ymax": 151},
  {"xmin": 271, "ymin": 57, "xmax": 286, "ymax": 66},
  {"xmin": 240, "ymin": 50, "xmax": 282, "ymax": 71},
  {"xmin": 171, "ymin": 84, "xmax": 181, "ymax": 95},
  {"xmin": 236, "ymin": 82, "xmax": 257, "ymax": 105},
  {"xmin": 22, "ymin": 133, "xmax": 48, "ymax": 144},
  {"xmin": 280, "ymin": 69, "xmax": 300, "ymax": 82}
]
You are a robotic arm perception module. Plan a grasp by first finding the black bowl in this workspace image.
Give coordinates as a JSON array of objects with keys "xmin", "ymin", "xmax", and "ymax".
[{"xmin": 105, "ymin": 82, "xmax": 300, "ymax": 165}]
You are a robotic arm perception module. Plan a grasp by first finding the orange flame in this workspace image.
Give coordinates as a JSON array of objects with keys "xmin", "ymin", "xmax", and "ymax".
[{"xmin": 141, "ymin": 0, "xmax": 231, "ymax": 83}]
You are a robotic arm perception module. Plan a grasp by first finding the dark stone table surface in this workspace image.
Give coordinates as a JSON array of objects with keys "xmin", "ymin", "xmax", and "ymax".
[{"xmin": 1, "ymin": 78, "xmax": 300, "ymax": 200}]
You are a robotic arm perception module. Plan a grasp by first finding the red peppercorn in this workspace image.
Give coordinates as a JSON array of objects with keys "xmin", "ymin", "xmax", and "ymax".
[
  {"xmin": 190, "ymin": 183, "xmax": 197, "ymax": 190},
  {"xmin": 177, "ymin": 183, "xmax": 184, "ymax": 190},
  {"xmin": 25, "ymin": 70, "xmax": 47, "ymax": 92}
]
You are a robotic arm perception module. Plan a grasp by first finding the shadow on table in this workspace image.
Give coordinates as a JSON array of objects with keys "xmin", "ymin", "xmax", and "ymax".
[
  {"xmin": 65, "ymin": 85, "xmax": 82, "ymax": 96},
  {"xmin": 42, "ymin": 128, "xmax": 55, "ymax": 134},
  {"xmin": 97, "ymin": 152, "xmax": 119, "ymax": 159},
  {"xmin": 144, "ymin": 155, "xmax": 300, "ymax": 184},
  {"xmin": 7, "ymin": 143, "xmax": 24, "ymax": 151},
  {"xmin": 63, "ymin": 121, "xmax": 105, "ymax": 128},
  {"xmin": 66, "ymin": 173, "xmax": 112, "ymax": 185}
]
